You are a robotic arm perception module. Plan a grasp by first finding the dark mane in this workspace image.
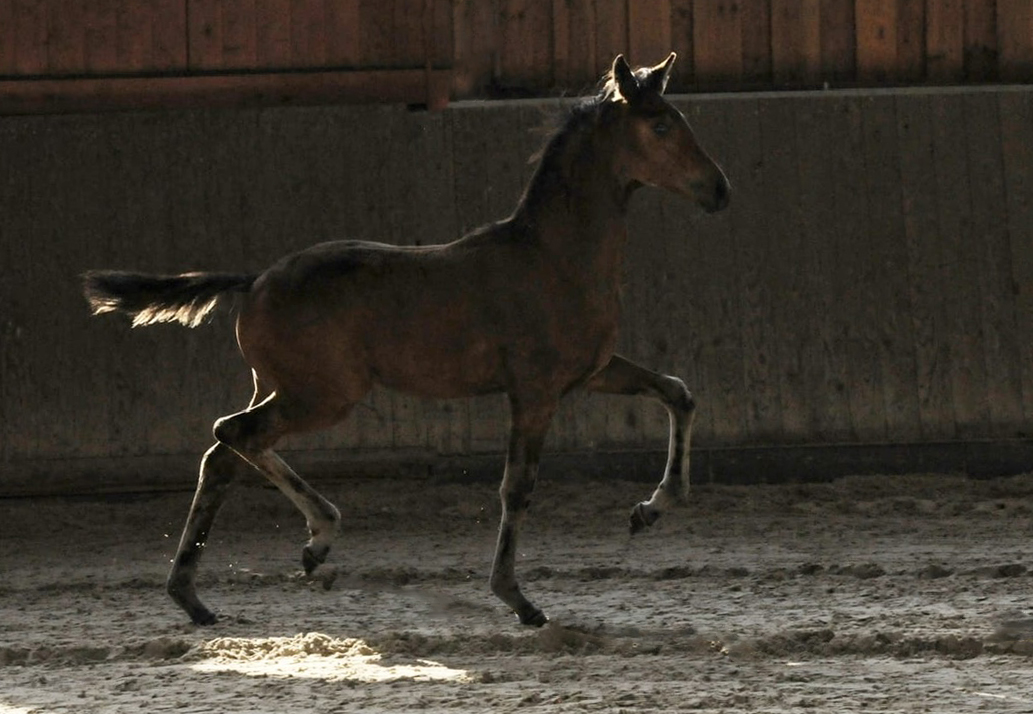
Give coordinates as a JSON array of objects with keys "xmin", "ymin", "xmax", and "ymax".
[{"xmin": 518, "ymin": 78, "xmax": 621, "ymax": 213}]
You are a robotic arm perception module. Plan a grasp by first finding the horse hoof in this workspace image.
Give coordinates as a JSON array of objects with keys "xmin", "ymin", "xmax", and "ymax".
[
  {"xmin": 519, "ymin": 609, "xmax": 549, "ymax": 628},
  {"xmin": 629, "ymin": 502, "xmax": 660, "ymax": 535},
  {"xmin": 311, "ymin": 564, "xmax": 339, "ymax": 591},
  {"xmin": 191, "ymin": 608, "xmax": 219, "ymax": 626},
  {"xmin": 302, "ymin": 545, "xmax": 328, "ymax": 575}
]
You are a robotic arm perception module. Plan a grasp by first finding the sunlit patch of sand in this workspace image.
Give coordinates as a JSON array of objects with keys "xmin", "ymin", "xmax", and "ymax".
[{"xmin": 189, "ymin": 632, "xmax": 472, "ymax": 683}]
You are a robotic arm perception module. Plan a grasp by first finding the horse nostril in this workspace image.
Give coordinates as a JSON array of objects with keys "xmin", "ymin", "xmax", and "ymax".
[
  {"xmin": 691, "ymin": 174, "xmax": 730, "ymax": 213},
  {"xmin": 714, "ymin": 177, "xmax": 730, "ymax": 209}
]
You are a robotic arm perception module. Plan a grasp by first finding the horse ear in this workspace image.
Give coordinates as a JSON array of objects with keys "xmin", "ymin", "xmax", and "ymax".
[
  {"xmin": 611, "ymin": 54, "xmax": 639, "ymax": 102},
  {"xmin": 643, "ymin": 52, "xmax": 677, "ymax": 94}
]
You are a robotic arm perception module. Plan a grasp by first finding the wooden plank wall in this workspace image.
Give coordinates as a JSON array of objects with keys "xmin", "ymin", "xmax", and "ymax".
[
  {"xmin": 0, "ymin": 0, "xmax": 454, "ymax": 111},
  {"xmin": 0, "ymin": 0, "xmax": 451, "ymax": 74},
  {"xmin": 471, "ymin": 0, "xmax": 1031, "ymax": 94},
  {"xmin": 2, "ymin": 85, "xmax": 1033, "ymax": 492},
  {"xmin": 1, "ymin": 1, "xmax": 1032, "ymax": 112}
]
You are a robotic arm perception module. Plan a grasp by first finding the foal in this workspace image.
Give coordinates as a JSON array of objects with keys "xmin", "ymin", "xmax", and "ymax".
[{"xmin": 83, "ymin": 53, "xmax": 730, "ymax": 627}]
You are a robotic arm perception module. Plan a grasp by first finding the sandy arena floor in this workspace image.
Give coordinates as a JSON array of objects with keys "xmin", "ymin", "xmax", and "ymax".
[{"xmin": 2, "ymin": 468, "xmax": 1033, "ymax": 712}]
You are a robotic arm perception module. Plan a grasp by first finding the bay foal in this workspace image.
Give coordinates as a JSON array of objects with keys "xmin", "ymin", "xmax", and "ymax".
[{"xmin": 83, "ymin": 54, "xmax": 730, "ymax": 627}]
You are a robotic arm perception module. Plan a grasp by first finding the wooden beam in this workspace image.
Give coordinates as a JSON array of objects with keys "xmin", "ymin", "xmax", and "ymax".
[{"xmin": 0, "ymin": 68, "xmax": 452, "ymax": 115}]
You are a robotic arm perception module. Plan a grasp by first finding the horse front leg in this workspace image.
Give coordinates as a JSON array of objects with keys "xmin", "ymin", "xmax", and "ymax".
[
  {"xmin": 489, "ymin": 397, "xmax": 556, "ymax": 627},
  {"xmin": 167, "ymin": 443, "xmax": 252, "ymax": 625},
  {"xmin": 584, "ymin": 354, "xmax": 696, "ymax": 534}
]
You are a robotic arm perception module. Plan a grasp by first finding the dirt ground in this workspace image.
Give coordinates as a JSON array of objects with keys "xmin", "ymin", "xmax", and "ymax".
[{"xmin": 2, "ymin": 466, "xmax": 1033, "ymax": 713}]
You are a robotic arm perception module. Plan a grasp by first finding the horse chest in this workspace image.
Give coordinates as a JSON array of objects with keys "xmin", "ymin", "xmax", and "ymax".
[{"xmin": 543, "ymin": 283, "xmax": 621, "ymax": 384}]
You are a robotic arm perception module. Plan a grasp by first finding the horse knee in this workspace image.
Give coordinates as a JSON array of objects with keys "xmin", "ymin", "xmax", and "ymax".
[
  {"xmin": 662, "ymin": 376, "xmax": 695, "ymax": 416},
  {"xmin": 213, "ymin": 411, "xmax": 277, "ymax": 453},
  {"xmin": 213, "ymin": 413, "xmax": 246, "ymax": 448},
  {"xmin": 502, "ymin": 483, "xmax": 534, "ymax": 514}
]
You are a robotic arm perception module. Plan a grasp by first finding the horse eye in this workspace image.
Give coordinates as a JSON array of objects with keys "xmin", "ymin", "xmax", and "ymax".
[{"xmin": 653, "ymin": 121, "xmax": 670, "ymax": 137}]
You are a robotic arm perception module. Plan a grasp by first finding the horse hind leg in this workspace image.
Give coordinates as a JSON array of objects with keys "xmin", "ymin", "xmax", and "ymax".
[
  {"xmin": 167, "ymin": 442, "xmax": 253, "ymax": 625},
  {"xmin": 584, "ymin": 354, "xmax": 695, "ymax": 534},
  {"xmin": 212, "ymin": 393, "xmax": 344, "ymax": 579}
]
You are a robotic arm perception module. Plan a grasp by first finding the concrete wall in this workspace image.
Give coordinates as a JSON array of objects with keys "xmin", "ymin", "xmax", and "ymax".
[{"xmin": 3, "ymin": 86, "xmax": 1033, "ymax": 493}]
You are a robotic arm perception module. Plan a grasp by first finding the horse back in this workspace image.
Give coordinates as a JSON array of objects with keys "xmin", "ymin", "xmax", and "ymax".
[{"xmin": 235, "ymin": 230, "xmax": 618, "ymax": 404}]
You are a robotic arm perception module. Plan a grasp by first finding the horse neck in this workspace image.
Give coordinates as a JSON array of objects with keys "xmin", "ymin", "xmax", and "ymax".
[{"xmin": 513, "ymin": 133, "xmax": 630, "ymax": 283}]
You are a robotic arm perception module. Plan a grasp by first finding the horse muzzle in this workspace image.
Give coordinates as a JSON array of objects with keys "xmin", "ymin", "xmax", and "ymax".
[{"xmin": 696, "ymin": 173, "xmax": 730, "ymax": 214}]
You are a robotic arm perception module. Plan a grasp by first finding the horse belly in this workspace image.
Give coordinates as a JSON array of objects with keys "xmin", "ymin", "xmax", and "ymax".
[{"xmin": 369, "ymin": 330, "xmax": 506, "ymax": 399}]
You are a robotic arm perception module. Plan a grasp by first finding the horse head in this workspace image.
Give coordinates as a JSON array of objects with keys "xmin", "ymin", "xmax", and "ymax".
[{"xmin": 608, "ymin": 53, "xmax": 730, "ymax": 213}]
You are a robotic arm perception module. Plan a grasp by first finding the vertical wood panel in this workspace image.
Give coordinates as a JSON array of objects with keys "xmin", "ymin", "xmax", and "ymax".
[
  {"xmin": 0, "ymin": 124, "xmax": 9, "ymax": 460},
  {"xmin": 860, "ymin": 95, "xmax": 921, "ymax": 441},
  {"xmin": 964, "ymin": 92, "xmax": 1024, "ymax": 433},
  {"xmin": 324, "ymin": 0, "xmax": 361, "ymax": 66},
  {"xmin": 84, "ymin": 0, "xmax": 119, "ymax": 72},
  {"xmin": 391, "ymin": 0, "xmax": 429, "ymax": 66},
  {"xmin": 116, "ymin": 1, "xmax": 154, "ymax": 71},
  {"xmin": 427, "ymin": 0, "xmax": 454, "ymax": 68},
  {"xmin": 0, "ymin": 1, "xmax": 15, "ymax": 72},
  {"xmin": 794, "ymin": 96, "xmax": 853, "ymax": 440},
  {"xmin": 757, "ymin": 97, "xmax": 811, "ymax": 440},
  {"xmin": 498, "ymin": 0, "xmax": 552, "ymax": 88},
  {"xmin": 629, "ymin": 0, "xmax": 671, "ymax": 66},
  {"xmin": 0, "ymin": 120, "xmax": 38, "ymax": 458},
  {"xmin": 452, "ymin": 0, "xmax": 496, "ymax": 96},
  {"xmin": 856, "ymin": 0, "xmax": 898, "ymax": 82},
  {"xmin": 221, "ymin": 0, "xmax": 258, "ymax": 69},
  {"xmin": 291, "ymin": 0, "xmax": 327, "ymax": 66},
  {"xmin": 926, "ymin": 0, "xmax": 964, "ymax": 82},
  {"xmin": 559, "ymin": 0, "xmax": 597, "ymax": 88},
  {"xmin": 13, "ymin": 0, "xmax": 48, "ymax": 74},
  {"xmin": 152, "ymin": 0, "xmax": 189, "ymax": 70},
  {"xmin": 895, "ymin": 0, "xmax": 925, "ymax": 81},
  {"xmin": 552, "ymin": 0, "xmax": 570, "ymax": 86},
  {"xmin": 820, "ymin": 0, "xmax": 855, "ymax": 82},
  {"xmin": 932, "ymin": 94, "xmax": 990, "ymax": 437},
  {"xmin": 998, "ymin": 0, "xmax": 1033, "ymax": 81},
  {"xmin": 999, "ymin": 90, "xmax": 1033, "ymax": 427},
  {"xmin": 692, "ymin": 0, "xmax": 742, "ymax": 87},
  {"xmin": 728, "ymin": 99, "xmax": 783, "ymax": 442},
  {"xmin": 669, "ymin": 0, "xmax": 693, "ymax": 87},
  {"xmin": 739, "ymin": 0, "xmax": 770, "ymax": 83},
  {"xmin": 593, "ymin": 0, "xmax": 628, "ymax": 77},
  {"xmin": 832, "ymin": 96, "xmax": 884, "ymax": 441},
  {"xmin": 47, "ymin": 0, "xmax": 85, "ymax": 74},
  {"xmin": 895, "ymin": 93, "xmax": 955, "ymax": 440},
  {"xmin": 963, "ymin": 0, "xmax": 997, "ymax": 80},
  {"xmin": 771, "ymin": 0, "xmax": 821, "ymax": 85},
  {"xmin": 255, "ymin": 0, "xmax": 292, "ymax": 68},
  {"xmin": 188, "ymin": 0, "xmax": 224, "ymax": 69}
]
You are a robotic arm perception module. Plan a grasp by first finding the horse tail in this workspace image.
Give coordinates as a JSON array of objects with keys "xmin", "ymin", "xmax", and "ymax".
[{"xmin": 82, "ymin": 270, "xmax": 258, "ymax": 328}]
